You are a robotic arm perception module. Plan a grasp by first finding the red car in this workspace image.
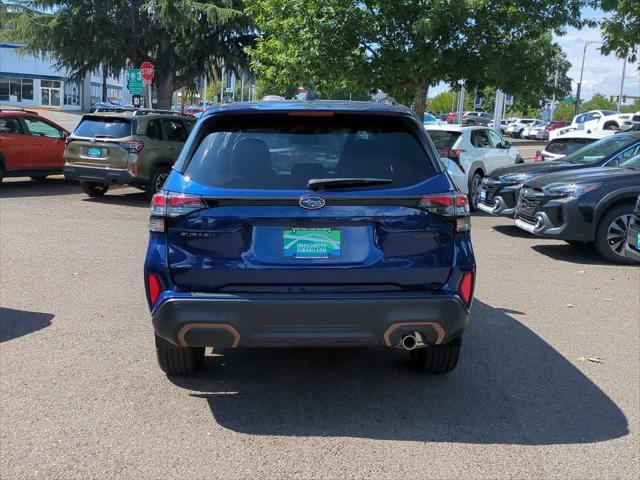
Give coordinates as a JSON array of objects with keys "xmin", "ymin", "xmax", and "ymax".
[
  {"xmin": 544, "ymin": 120, "xmax": 570, "ymax": 139},
  {"xmin": 446, "ymin": 111, "xmax": 458, "ymax": 124},
  {"xmin": 0, "ymin": 107, "xmax": 69, "ymax": 182}
]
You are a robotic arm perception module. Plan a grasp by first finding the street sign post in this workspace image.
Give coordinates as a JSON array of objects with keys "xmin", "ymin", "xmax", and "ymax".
[
  {"xmin": 140, "ymin": 62, "xmax": 154, "ymax": 108},
  {"xmin": 564, "ymin": 97, "xmax": 574, "ymax": 105},
  {"xmin": 127, "ymin": 69, "xmax": 143, "ymax": 95}
]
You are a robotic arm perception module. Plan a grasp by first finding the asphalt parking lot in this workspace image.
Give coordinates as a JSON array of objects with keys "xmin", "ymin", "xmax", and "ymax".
[{"xmin": 1, "ymin": 177, "xmax": 638, "ymax": 478}]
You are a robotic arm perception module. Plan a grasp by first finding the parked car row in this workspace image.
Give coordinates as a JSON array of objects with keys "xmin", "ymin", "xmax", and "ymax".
[
  {"xmin": 475, "ymin": 132, "xmax": 640, "ymax": 264},
  {"xmin": 0, "ymin": 107, "xmax": 195, "ymax": 199}
]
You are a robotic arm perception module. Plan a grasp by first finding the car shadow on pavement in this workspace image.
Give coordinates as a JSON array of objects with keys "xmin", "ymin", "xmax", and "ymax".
[
  {"xmin": 491, "ymin": 224, "xmax": 539, "ymax": 239},
  {"xmin": 0, "ymin": 307, "xmax": 54, "ymax": 343},
  {"xmin": 531, "ymin": 244, "xmax": 615, "ymax": 266},
  {"xmin": 82, "ymin": 191, "xmax": 149, "ymax": 208},
  {"xmin": 169, "ymin": 301, "xmax": 628, "ymax": 445},
  {"xmin": 0, "ymin": 177, "xmax": 78, "ymax": 198}
]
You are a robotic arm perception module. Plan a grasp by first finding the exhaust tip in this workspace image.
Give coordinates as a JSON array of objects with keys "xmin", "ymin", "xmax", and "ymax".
[{"xmin": 401, "ymin": 334, "xmax": 417, "ymax": 351}]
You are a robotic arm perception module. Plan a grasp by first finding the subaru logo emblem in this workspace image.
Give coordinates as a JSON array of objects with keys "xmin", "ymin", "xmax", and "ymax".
[{"xmin": 299, "ymin": 196, "xmax": 326, "ymax": 210}]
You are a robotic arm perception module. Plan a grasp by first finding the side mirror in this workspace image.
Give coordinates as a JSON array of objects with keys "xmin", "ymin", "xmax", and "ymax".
[{"xmin": 503, "ymin": 140, "xmax": 512, "ymax": 149}]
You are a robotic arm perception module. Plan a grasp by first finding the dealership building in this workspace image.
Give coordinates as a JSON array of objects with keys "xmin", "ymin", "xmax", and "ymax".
[{"xmin": 0, "ymin": 43, "xmax": 130, "ymax": 111}]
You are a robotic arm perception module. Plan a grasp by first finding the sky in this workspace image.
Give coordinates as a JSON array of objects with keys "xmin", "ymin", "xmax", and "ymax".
[{"xmin": 429, "ymin": 8, "xmax": 640, "ymax": 106}]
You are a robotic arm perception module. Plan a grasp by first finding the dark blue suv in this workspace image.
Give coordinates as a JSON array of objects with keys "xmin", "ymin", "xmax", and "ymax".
[{"xmin": 144, "ymin": 101, "xmax": 476, "ymax": 375}]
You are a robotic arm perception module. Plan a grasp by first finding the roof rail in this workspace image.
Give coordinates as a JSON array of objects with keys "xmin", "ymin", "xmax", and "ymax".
[
  {"xmin": 132, "ymin": 109, "xmax": 182, "ymax": 116},
  {"xmin": 0, "ymin": 106, "xmax": 38, "ymax": 115}
]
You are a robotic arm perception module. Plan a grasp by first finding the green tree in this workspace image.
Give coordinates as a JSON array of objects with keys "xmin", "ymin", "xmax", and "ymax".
[
  {"xmin": 247, "ymin": 0, "xmax": 587, "ymax": 119},
  {"xmin": 600, "ymin": 0, "xmax": 640, "ymax": 62},
  {"xmin": 580, "ymin": 93, "xmax": 617, "ymax": 112},
  {"xmin": 1, "ymin": 1, "xmax": 252, "ymax": 109}
]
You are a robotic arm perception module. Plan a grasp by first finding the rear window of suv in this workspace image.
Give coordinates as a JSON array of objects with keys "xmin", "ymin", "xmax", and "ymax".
[
  {"xmin": 74, "ymin": 117, "xmax": 132, "ymax": 138},
  {"xmin": 425, "ymin": 130, "xmax": 461, "ymax": 149},
  {"xmin": 184, "ymin": 113, "xmax": 436, "ymax": 190}
]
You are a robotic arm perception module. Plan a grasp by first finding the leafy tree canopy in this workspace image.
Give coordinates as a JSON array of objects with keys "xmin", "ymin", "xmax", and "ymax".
[
  {"xmin": 1, "ymin": 1, "xmax": 252, "ymax": 108},
  {"xmin": 600, "ymin": 0, "xmax": 640, "ymax": 62},
  {"xmin": 247, "ymin": 0, "xmax": 588, "ymax": 118}
]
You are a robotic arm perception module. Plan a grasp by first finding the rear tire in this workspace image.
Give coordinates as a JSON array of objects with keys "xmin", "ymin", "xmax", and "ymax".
[
  {"xmin": 146, "ymin": 167, "xmax": 171, "ymax": 199},
  {"xmin": 466, "ymin": 120, "xmax": 475, "ymax": 126},
  {"xmin": 409, "ymin": 338, "xmax": 461, "ymax": 374},
  {"xmin": 603, "ymin": 122, "xmax": 618, "ymax": 131},
  {"xmin": 155, "ymin": 334, "xmax": 205, "ymax": 375},
  {"xmin": 594, "ymin": 204, "xmax": 636, "ymax": 264},
  {"xmin": 469, "ymin": 172, "xmax": 483, "ymax": 211},
  {"xmin": 80, "ymin": 181, "xmax": 109, "ymax": 197}
]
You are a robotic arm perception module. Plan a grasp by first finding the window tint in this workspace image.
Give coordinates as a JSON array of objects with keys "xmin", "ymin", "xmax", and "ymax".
[
  {"xmin": 146, "ymin": 119, "xmax": 163, "ymax": 140},
  {"xmin": 562, "ymin": 135, "xmax": 639, "ymax": 164},
  {"xmin": 185, "ymin": 113, "xmax": 436, "ymax": 190},
  {"xmin": 470, "ymin": 129, "xmax": 491, "ymax": 148},
  {"xmin": 162, "ymin": 119, "xmax": 188, "ymax": 142},
  {"xmin": 24, "ymin": 118, "xmax": 63, "ymax": 138},
  {"xmin": 0, "ymin": 117, "xmax": 23, "ymax": 134},
  {"xmin": 611, "ymin": 144, "xmax": 640, "ymax": 164},
  {"xmin": 487, "ymin": 129, "xmax": 504, "ymax": 148},
  {"xmin": 425, "ymin": 130, "xmax": 461, "ymax": 149},
  {"xmin": 545, "ymin": 138, "xmax": 594, "ymax": 155},
  {"xmin": 601, "ymin": 110, "xmax": 617, "ymax": 116},
  {"xmin": 74, "ymin": 117, "xmax": 132, "ymax": 138}
]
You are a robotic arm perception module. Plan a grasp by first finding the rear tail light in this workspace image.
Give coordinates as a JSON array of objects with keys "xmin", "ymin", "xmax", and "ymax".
[
  {"xmin": 147, "ymin": 273, "xmax": 162, "ymax": 304},
  {"xmin": 119, "ymin": 140, "xmax": 144, "ymax": 153},
  {"xmin": 418, "ymin": 193, "xmax": 470, "ymax": 232},
  {"xmin": 534, "ymin": 151, "xmax": 544, "ymax": 162},
  {"xmin": 437, "ymin": 148, "xmax": 465, "ymax": 161},
  {"xmin": 149, "ymin": 192, "xmax": 206, "ymax": 232},
  {"xmin": 458, "ymin": 272, "xmax": 474, "ymax": 303}
]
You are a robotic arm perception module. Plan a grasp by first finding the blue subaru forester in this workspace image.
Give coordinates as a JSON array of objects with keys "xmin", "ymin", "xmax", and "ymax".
[{"xmin": 144, "ymin": 101, "xmax": 475, "ymax": 375}]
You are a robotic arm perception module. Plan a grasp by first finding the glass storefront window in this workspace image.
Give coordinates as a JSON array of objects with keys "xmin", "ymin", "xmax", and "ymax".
[
  {"xmin": 0, "ymin": 77, "xmax": 9, "ymax": 101},
  {"xmin": 21, "ymin": 79, "xmax": 33, "ymax": 101},
  {"xmin": 64, "ymin": 81, "xmax": 80, "ymax": 106},
  {"xmin": 9, "ymin": 78, "xmax": 21, "ymax": 101}
]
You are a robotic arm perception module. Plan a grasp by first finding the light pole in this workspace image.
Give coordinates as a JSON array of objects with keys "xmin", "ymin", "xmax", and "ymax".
[
  {"xmin": 617, "ymin": 57, "xmax": 627, "ymax": 112},
  {"xmin": 575, "ymin": 40, "xmax": 603, "ymax": 115}
]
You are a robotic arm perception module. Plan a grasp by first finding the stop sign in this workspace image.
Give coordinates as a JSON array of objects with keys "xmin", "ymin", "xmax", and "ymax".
[{"xmin": 140, "ymin": 62, "xmax": 155, "ymax": 83}]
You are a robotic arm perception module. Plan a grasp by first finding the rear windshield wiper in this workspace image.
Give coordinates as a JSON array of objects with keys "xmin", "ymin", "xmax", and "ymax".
[{"xmin": 308, "ymin": 178, "xmax": 393, "ymax": 190}]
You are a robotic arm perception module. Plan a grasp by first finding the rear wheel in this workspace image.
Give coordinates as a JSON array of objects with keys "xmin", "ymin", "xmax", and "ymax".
[
  {"xmin": 594, "ymin": 204, "xmax": 636, "ymax": 264},
  {"xmin": 469, "ymin": 172, "xmax": 483, "ymax": 211},
  {"xmin": 603, "ymin": 122, "xmax": 618, "ymax": 131},
  {"xmin": 466, "ymin": 120, "xmax": 475, "ymax": 126},
  {"xmin": 146, "ymin": 167, "xmax": 171, "ymax": 199},
  {"xmin": 409, "ymin": 338, "xmax": 461, "ymax": 374},
  {"xmin": 80, "ymin": 181, "xmax": 109, "ymax": 197},
  {"xmin": 155, "ymin": 334, "xmax": 205, "ymax": 375}
]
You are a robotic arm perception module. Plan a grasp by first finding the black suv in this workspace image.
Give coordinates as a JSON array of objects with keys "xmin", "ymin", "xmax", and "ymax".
[{"xmin": 477, "ymin": 133, "xmax": 640, "ymax": 217}]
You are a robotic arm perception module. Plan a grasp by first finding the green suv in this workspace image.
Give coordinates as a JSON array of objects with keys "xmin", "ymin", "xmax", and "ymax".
[{"xmin": 63, "ymin": 110, "xmax": 195, "ymax": 198}]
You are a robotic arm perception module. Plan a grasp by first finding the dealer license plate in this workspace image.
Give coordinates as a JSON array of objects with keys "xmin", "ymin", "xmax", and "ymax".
[
  {"xmin": 283, "ymin": 228, "xmax": 341, "ymax": 259},
  {"xmin": 86, "ymin": 147, "xmax": 103, "ymax": 158}
]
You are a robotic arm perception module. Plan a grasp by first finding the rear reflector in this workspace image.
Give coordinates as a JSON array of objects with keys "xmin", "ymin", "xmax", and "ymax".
[
  {"xmin": 148, "ymin": 217, "xmax": 165, "ymax": 233},
  {"xmin": 147, "ymin": 273, "xmax": 162, "ymax": 304},
  {"xmin": 459, "ymin": 272, "xmax": 474, "ymax": 303}
]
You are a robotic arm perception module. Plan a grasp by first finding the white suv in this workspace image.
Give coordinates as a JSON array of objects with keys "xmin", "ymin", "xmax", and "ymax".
[
  {"xmin": 425, "ymin": 125, "xmax": 523, "ymax": 210},
  {"xmin": 505, "ymin": 118, "xmax": 538, "ymax": 138},
  {"xmin": 571, "ymin": 110, "xmax": 634, "ymax": 131}
]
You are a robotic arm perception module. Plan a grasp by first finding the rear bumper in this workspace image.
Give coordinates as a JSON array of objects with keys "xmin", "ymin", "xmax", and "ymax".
[
  {"xmin": 63, "ymin": 164, "xmax": 136, "ymax": 185},
  {"xmin": 151, "ymin": 293, "xmax": 469, "ymax": 348}
]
